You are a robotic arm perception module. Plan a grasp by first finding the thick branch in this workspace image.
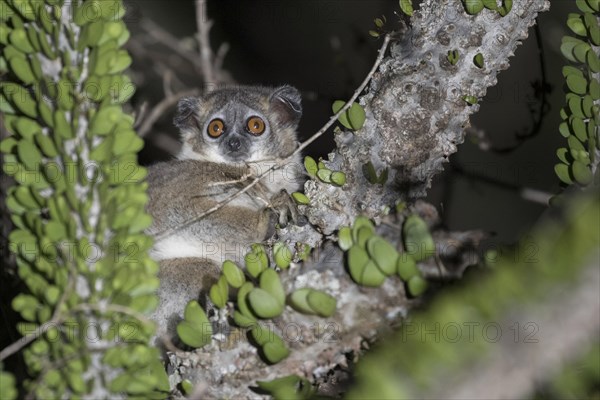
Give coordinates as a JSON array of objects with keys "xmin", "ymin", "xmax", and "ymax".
[{"xmin": 303, "ymin": 0, "xmax": 551, "ymax": 235}]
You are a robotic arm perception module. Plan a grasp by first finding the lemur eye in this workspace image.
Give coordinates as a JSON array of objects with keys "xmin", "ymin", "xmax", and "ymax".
[
  {"xmin": 246, "ymin": 116, "xmax": 266, "ymax": 136},
  {"xmin": 207, "ymin": 119, "xmax": 225, "ymax": 138}
]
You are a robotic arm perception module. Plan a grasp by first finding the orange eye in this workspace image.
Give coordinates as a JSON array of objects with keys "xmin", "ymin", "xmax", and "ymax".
[
  {"xmin": 207, "ymin": 119, "xmax": 225, "ymax": 138},
  {"xmin": 246, "ymin": 116, "xmax": 266, "ymax": 135}
]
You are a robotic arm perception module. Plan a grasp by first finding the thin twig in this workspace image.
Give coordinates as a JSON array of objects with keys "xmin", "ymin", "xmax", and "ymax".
[
  {"xmin": 294, "ymin": 34, "xmax": 391, "ymax": 155},
  {"xmin": 153, "ymin": 34, "xmax": 392, "ymax": 242},
  {"xmin": 163, "ymin": 69, "xmax": 174, "ymax": 98},
  {"xmin": 195, "ymin": 0, "xmax": 217, "ymax": 87},
  {"xmin": 138, "ymin": 89, "xmax": 200, "ymax": 138},
  {"xmin": 214, "ymin": 43, "xmax": 230, "ymax": 75},
  {"xmin": 140, "ymin": 19, "xmax": 199, "ymax": 67}
]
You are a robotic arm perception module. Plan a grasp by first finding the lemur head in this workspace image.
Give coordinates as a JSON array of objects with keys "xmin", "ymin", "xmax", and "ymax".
[{"xmin": 174, "ymin": 85, "xmax": 302, "ymax": 163}]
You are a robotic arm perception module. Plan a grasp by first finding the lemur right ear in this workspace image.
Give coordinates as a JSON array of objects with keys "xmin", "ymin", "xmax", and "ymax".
[
  {"xmin": 269, "ymin": 85, "xmax": 302, "ymax": 128},
  {"xmin": 173, "ymin": 97, "xmax": 200, "ymax": 131}
]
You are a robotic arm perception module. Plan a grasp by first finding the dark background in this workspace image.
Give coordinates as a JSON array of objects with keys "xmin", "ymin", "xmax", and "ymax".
[{"xmin": 128, "ymin": 0, "xmax": 569, "ymax": 245}]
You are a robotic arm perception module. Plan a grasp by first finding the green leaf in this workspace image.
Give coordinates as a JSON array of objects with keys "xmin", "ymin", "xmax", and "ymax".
[
  {"xmin": 352, "ymin": 216, "xmax": 375, "ymax": 242},
  {"xmin": 556, "ymin": 148, "xmax": 570, "ymax": 165},
  {"xmin": 397, "ymin": 253, "xmax": 418, "ymax": 281},
  {"xmin": 559, "ymin": 122, "xmax": 570, "ymax": 138},
  {"xmin": 316, "ymin": 168, "xmax": 332, "ymax": 183},
  {"xmin": 356, "ymin": 226, "xmax": 374, "ymax": 249},
  {"xmin": 14, "ymin": 186, "xmax": 41, "ymax": 209},
  {"xmin": 403, "ymin": 214, "xmax": 436, "ymax": 262},
  {"xmin": 566, "ymin": 74, "xmax": 588, "ymax": 95},
  {"xmin": 568, "ymin": 134, "xmax": 586, "ymax": 153},
  {"xmin": 571, "ymin": 160, "xmax": 593, "ymax": 185},
  {"xmin": 462, "ymin": 95, "xmax": 478, "ymax": 105},
  {"xmin": 3, "ymin": 83, "xmax": 37, "ymax": 117},
  {"xmin": 463, "ymin": 0, "xmax": 484, "ymax": 15},
  {"xmin": 497, "ymin": 0, "xmax": 512, "ymax": 16},
  {"xmin": 44, "ymin": 286, "xmax": 60, "ymax": 305},
  {"xmin": 263, "ymin": 340, "xmax": 290, "ymax": 364},
  {"xmin": 347, "ymin": 102, "xmax": 366, "ymax": 130},
  {"xmin": 399, "ymin": 0, "xmax": 413, "ymax": 16},
  {"xmin": 361, "ymin": 261, "xmax": 387, "ymax": 287},
  {"xmin": 331, "ymin": 171, "xmax": 346, "ymax": 186},
  {"xmin": 570, "ymin": 117, "xmax": 587, "ymax": 143},
  {"xmin": 291, "ymin": 192, "xmax": 310, "ymax": 205},
  {"xmin": 573, "ymin": 42, "xmax": 591, "ymax": 63},
  {"xmin": 183, "ymin": 299, "xmax": 210, "ymax": 327},
  {"xmin": 303, "ymin": 156, "xmax": 318, "ymax": 178},
  {"xmin": 66, "ymin": 371, "xmax": 87, "ymax": 394},
  {"xmin": 473, "ymin": 53, "xmax": 484, "ymax": 68},
  {"xmin": 260, "ymin": 268, "xmax": 285, "ymax": 306},
  {"xmin": 35, "ymin": 133, "xmax": 58, "ymax": 157},
  {"xmin": 555, "ymin": 163, "xmax": 574, "ymax": 185},
  {"xmin": 582, "ymin": 95, "xmax": 594, "ymax": 119},
  {"xmin": 236, "ymin": 282, "xmax": 257, "ymax": 322},
  {"xmin": 338, "ymin": 226, "xmax": 353, "ymax": 251},
  {"xmin": 562, "ymin": 66, "xmax": 584, "ymax": 79},
  {"xmin": 17, "ymin": 139, "xmax": 42, "ymax": 170},
  {"xmin": 366, "ymin": 236, "xmax": 399, "ymax": 275},
  {"xmin": 587, "ymin": 50, "xmax": 600, "ymax": 73},
  {"xmin": 332, "ymin": 100, "xmax": 366, "ymax": 130},
  {"xmin": 9, "ymin": 29, "xmax": 34, "ymax": 53},
  {"xmin": 288, "ymin": 288, "xmax": 316, "ymax": 315},
  {"xmin": 447, "ymin": 49, "xmax": 460, "ymax": 65},
  {"xmin": 0, "ymin": 372, "xmax": 17, "ymax": 400},
  {"xmin": 583, "ymin": 12, "xmax": 600, "ymax": 45},
  {"xmin": 233, "ymin": 311, "xmax": 257, "ymax": 328},
  {"xmin": 567, "ymin": 14, "xmax": 587, "ymax": 36},
  {"xmin": 407, "ymin": 275, "xmax": 428, "ymax": 297},
  {"xmin": 248, "ymin": 288, "xmax": 284, "ymax": 319},
  {"xmin": 250, "ymin": 324, "xmax": 273, "ymax": 346},
  {"xmin": 252, "ymin": 327, "xmax": 291, "ymax": 364},
  {"xmin": 332, "ymin": 100, "xmax": 352, "ymax": 130},
  {"xmin": 180, "ymin": 380, "xmax": 193, "ymax": 396},
  {"xmin": 363, "ymin": 161, "xmax": 379, "ymax": 184},
  {"xmin": 90, "ymin": 105, "xmax": 122, "ymax": 136},
  {"xmin": 568, "ymin": 95, "xmax": 585, "ymax": 119},
  {"xmin": 306, "ymin": 290, "xmax": 336, "ymax": 317},
  {"xmin": 274, "ymin": 242, "xmax": 293, "ymax": 269},
  {"xmin": 223, "ymin": 260, "xmax": 245, "ymax": 288},
  {"xmin": 482, "ymin": 0, "xmax": 498, "ymax": 10},
  {"xmin": 176, "ymin": 321, "xmax": 210, "ymax": 348},
  {"xmin": 560, "ymin": 37, "xmax": 581, "ymax": 63},
  {"xmin": 245, "ymin": 249, "xmax": 267, "ymax": 278},
  {"xmin": 53, "ymin": 110, "xmax": 73, "ymax": 139},
  {"xmin": 577, "ymin": 0, "xmax": 596, "ymax": 12},
  {"xmin": 209, "ymin": 276, "xmax": 228, "ymax": 309},
  {"xmin": 177, "ymin": 300, "xmax": 212, "ymax": 348},
  {"xmin": 9, "ymin": 56, "xmax": 35, "ymax": 84},
  {"xmin": 13, "ymin": 117, "xmax": 42, "ymax": 140},
  {"xmin": 257, "ymin": 375, "xmax": 313, "ymax": 398}
]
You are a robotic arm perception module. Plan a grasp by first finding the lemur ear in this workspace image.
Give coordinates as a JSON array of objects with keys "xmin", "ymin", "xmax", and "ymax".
[
  {"xmin": 269, "ymin": 85, "xmax": 302, "ymax": 128},
  {"xmin": 173, "ymin": 97, "xmax": 201, "ymax": 131}
]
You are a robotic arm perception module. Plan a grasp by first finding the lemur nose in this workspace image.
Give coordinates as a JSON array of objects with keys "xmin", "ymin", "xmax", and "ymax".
[{"xmin": 227, "ymin": 138, "xmax": 241, "ymax": 151}]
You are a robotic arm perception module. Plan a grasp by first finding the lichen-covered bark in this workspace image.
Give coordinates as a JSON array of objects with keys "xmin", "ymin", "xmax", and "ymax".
[
  {"xmin": 305, "ymin": 0, "xmax": 551, "ymax": 235},
  {"xmin": 166, "ymin": 1, "xmax": 550, "ymax": 397}
]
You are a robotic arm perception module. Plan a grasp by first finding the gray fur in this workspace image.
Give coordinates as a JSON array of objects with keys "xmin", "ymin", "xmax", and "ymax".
[{"xmin": 146, "ymin": 86, "xmax": 304, "ymax": 342}]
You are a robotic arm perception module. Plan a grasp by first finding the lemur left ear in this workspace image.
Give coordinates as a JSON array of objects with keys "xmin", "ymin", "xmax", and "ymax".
[
  {"xmin": 173, "ymin": 97, "xmax": 201, "ymax": 132},
  {"xmin": 269, "ymin": 85, "xmax": 302, "ymax": 128}
]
